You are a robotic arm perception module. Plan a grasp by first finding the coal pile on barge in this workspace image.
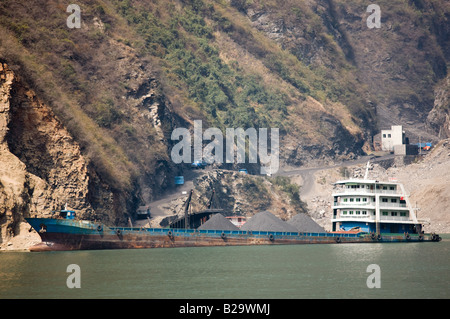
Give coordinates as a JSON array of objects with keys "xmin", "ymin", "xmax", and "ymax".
[
  {"xmin": 287, "ymin": 213, "xmax": 325, "ymax": 233},
  {"xmin": 240, "ymin": 211, "xmax": 298, "ymax": 232},
  {"xmin": 197, "ymin": 214, "xmax": 239, "ymax": 231}
]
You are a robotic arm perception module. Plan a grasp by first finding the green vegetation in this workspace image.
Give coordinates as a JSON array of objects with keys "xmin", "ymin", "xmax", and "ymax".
[
  {"xmin": 271, "ymin": 176, "xmax": 307, "ymax": 212},
  {"xmin": 113, "ymin": 0, "xmax": 294, "ymax": 130}
]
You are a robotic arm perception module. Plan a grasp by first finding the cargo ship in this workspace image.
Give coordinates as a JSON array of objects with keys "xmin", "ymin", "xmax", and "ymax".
[
  {"xmin": 26, "ymin": 168, "xmax": 441, "ymax": 252},
  {"xmin": 25, "ymin": 210, "xmax": 439, "ymax": 251}
]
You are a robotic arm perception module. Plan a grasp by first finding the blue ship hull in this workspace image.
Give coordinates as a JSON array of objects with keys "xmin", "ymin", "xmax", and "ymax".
[{"xmin": 25, "ymin": 217, "xmax": 440, "ymax": 251}]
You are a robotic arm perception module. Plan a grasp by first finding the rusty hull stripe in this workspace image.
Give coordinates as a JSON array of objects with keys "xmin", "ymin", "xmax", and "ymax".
[{"xmin": 29, "ymin": 230, "xmax": 433, "ymax": 251}]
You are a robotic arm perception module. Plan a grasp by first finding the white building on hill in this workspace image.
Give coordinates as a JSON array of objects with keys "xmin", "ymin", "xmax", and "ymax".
[{"xmin": 381, "ymin": 125, "xmax": 405, "ymax": 152}]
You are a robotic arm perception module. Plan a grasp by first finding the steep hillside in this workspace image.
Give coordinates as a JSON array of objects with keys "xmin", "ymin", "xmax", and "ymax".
[
  {"xmin": 240, "ymin": 0, "xmax": 449, "ymax": 142},
  {"xmin": 0, "ymin": 0, "xmax": 448, "ymax": 247}
]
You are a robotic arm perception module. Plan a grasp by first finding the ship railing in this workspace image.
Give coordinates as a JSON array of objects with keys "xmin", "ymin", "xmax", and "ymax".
[
  {"xmin": 336, "ymin": 202, "xmax": 374, "ymax": 206},
  {"xmin": 107, "ymin": 226, "xmax": 363, "ymax": 238},
  {"xmin": 379, "ymin": 216, "xmax": 410, "ymax": 222},
  {"xmin": 334, "ymin": 215, "xmax": 412, "ymax": 222},
  {"xmin": 379, "ymin": 203, "xmax": 407, "ymax": 208},
  {"xmin": 119, "ymin": 227, "xmax": 362, "ymax": 238},
  {"xmin": 336, "ymin": 189, "xmax": 400, "ymax": 195},
  {"xmin": 338, "ymin": 215, "xmax": 374, "ymax": 219}
]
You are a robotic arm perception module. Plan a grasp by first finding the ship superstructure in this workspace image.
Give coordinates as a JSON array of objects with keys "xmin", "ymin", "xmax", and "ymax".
[{"xmin": 331, "ymin": 163, "xmax": 425, "ymax": 236}]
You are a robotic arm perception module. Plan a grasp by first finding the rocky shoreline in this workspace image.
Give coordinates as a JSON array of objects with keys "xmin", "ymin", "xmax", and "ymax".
[{"xmin": 0, "ymin": 222, "xmax": 40, "ymax": 251}]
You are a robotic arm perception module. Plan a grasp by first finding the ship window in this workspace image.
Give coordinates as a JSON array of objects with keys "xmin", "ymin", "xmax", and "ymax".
[
  {"xmin": 391, "ymin": 198, "xmax": 397, "ymax": 203},
  {"xmin": 382, "ymin": 198, "xmax": 388, "ymax": 202},
  {"xmin": 349, "ymin": 211, "xmax": 354, "ymax": 215},
  {"xmin": 388, "ymin": 134, "xmax": 391, "ymax": 138},
  {"xmin": 356, "ymin": 198, "xmax": 361, "ymax": 202},
  {"xmin": 391, "ymin": 212, "xmax": 398, "ymax": 216},
  {"xmin": 343, "ymin": 198, "xmax": 348, "ymax": 202},
  {"xmin": 356, "ymin": 211, "xmax": 361, "ymax": 215},
  {"xmin": 362, "ymin": 211, "xmax": 367, "ymax": 215},
  {"xmin": 400, "ymin": 212, "xmax": 407, "ymax": 217},
  {"xmin": 390, "ymin": 186, "xmax": 395, "ymax": 190},
  {"xmin": 383, "ymin": 186, "xmax": 387, "ymax": 190},
  {"xmin": 343, "ymin": 211, "xmax": 347, "ymax": 215},
  {"xmin": 362, "ymin": 198, "xmax": 367, "ymax": 202},
  {"xmin": 350, "ymin": 198, "xmax": 354, "ymax": 202},
  {"xmin": 382, "ymin": 212, "xmax": 388, "ymax": 216},
  {"xmin": 383, "ymin": 134, "xmax": 386, "ymax": 138}
]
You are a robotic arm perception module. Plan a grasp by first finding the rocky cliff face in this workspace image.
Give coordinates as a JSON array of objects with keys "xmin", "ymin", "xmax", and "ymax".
[
  {"xmin": 0, "ymin": 60, "xmax": 168, "ymax": 248},
  {"xmin": 427, "ymin": 75, "xmax": 450, "ymax": 139},
  {"xmin": 0, "ymin": 62, "xmax": 93, "ymax": 247}
]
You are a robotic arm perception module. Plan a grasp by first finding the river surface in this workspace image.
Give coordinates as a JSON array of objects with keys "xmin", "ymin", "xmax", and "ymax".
[{"xmin": 1, "ymin": 235, "xmax": 449, "ymax": 299}]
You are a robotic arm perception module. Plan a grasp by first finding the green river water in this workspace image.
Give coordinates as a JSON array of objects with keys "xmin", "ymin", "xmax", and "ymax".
[{"xmin": 1, "ymin": 236, "xmax": 449, "ymax": 299}]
